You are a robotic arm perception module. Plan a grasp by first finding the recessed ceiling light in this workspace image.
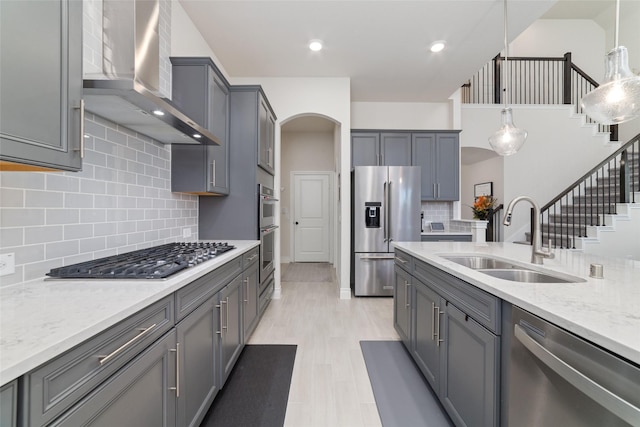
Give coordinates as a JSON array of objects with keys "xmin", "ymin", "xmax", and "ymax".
[
  {"xmin": 193, "ymin": 134, "xmax": 202, "ymax": 139},
  {"xmin": 152, "ymin": 109, "xmax": 165, "ymax": 116},
  {"xmin": 309, "ymin": 40, "xmax": 323, "ymax": 52},
  {"xmin": 430, "ymin": 41, "xmax": 446, "ymax": 53}
]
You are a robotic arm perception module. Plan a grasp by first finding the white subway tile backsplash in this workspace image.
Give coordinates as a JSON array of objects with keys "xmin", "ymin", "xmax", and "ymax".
[
  {"xmin": 25, "ymin": 226, "xmax": 63, "ymax": 245},
  {"xmin": 0, "ymin": 112, "xmax": 198, "ymax": 286},
  {"xmin": 1, "ymin": 209, "xmax": 45, "ymax": 228}
]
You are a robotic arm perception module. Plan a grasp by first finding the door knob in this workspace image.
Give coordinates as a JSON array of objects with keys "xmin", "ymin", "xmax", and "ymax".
[{"xmin": 295, "ymin": 221, "xmax": 299, "ymax": 225}]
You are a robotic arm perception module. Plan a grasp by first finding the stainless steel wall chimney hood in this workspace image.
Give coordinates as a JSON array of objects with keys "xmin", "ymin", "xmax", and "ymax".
[{"xmin": 83, "ymin": 0, "xmax": 219, "ymax": 146}]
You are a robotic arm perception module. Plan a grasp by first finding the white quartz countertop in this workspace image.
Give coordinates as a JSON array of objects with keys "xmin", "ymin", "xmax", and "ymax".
[
  {"xmin": 393, "ymin": 241, "xmax": 640, "ymax": 366},
  {"xmin": 0, "ymin": 241, "xmax": 260, "ymax": 386}
]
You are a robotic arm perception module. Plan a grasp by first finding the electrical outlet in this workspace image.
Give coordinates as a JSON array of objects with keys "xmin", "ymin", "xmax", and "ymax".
[
  {"xmin": 0, "ymin": 253, "xmax": 15, "ymax": 277},
  {"xmin": 182, "ymin": 228, "xmax": 192, "ymax": 239}
]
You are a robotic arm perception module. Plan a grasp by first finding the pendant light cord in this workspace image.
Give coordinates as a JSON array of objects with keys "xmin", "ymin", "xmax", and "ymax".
[
  {"xmin": 614, "ymin": 0, "xmax": 620, "ymax": 48},
  {"xmin": 503, "ymin": 0, "xmax": 509, "ymax": 108}
]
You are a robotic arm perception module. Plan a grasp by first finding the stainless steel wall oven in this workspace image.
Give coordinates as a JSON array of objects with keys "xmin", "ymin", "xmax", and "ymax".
[{"xmin": 259, "ymin": 184, "xmax": 277, "ymax": 229}]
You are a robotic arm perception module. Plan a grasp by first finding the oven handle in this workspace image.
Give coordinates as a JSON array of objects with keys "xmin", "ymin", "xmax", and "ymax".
[
  {"xmin": 260, "ymin": 225, "xmax": 279, "ymax": 234},
  {"xmin": 514, "ymin": 324, "xmax": 640, "ymax": 425}
]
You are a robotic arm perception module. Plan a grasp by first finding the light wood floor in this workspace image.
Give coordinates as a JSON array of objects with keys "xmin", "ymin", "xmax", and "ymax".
[{"xmin": 247, "ymin": 264, "xmax": 400, "ymax": 427}]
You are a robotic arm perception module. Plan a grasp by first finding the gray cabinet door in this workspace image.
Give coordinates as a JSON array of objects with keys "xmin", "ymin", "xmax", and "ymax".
[
  {"xmin": 412, "ymin": 132, "xmax": 460, "ymax": 201},
  {"xmin": 219, "ymin": 275, "xmax": 244, "ymax": 385},
  {"xmin": 435, "ymin": 133, "xmax": 460, "ymax": 201},
  {"xmin": 50, "ymin": 330, "xmax": 177, "ymax": 427},
  {"xmin": 411, "ymin": 133, "xmax": 437, "ymax": 200},
  {"xmin": 0, "ymin": 380, "xmax": 17, "ymax": 427},
  {"xmin": 351, "ymin": 132, "xmax": 380, "ymax": 167},
  {"xmin": 393, "ymin": 265, "xmax": 412, "ymax": 347},
  {"xmin": 176, "ymin": 296, "xmax": 219, "ymax": 427},
  {"xmin": 412, "ymin": 280, "xmax": 441, "ymax": 392},
  {"xmin": 440, "ymin": 303, "xmax": 499, "ymax": 427},
  {"xmin": 381, "ymin": 133, "xmax": 411, "ymax": 166},
  {"xmin": 0, "ymin": 0, "xmax": 82, "ymax": 171},
  {"xmin": 170, "ymin": 58, "xmax": 229, "ymax": 195},
  {"xmin": 242, "ymin": 262, "xmax": 260, "ymax": 340},
  {"xmin": 257, "ymin": 94, "xmax": 275, "ymax": 175}
]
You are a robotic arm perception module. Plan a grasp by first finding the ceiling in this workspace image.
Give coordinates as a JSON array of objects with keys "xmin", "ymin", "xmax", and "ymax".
[{"xmin": 178, "ymin": 0, "xmax": 616, "ymax": 104}]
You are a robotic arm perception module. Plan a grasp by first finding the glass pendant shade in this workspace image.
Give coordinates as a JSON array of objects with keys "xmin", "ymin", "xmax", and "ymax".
[
  {"xmin": 581, "ymin": 46, "xmax": 640, "ymax": 125},
  {"xmin": 488, "ymin": 107, "xmax": 528, "ymax": 156}
]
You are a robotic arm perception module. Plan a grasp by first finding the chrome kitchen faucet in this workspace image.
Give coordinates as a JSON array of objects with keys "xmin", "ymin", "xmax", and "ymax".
[{"xmin": 504, "ymin": 195, "xmax": 554, "ymax": 265}]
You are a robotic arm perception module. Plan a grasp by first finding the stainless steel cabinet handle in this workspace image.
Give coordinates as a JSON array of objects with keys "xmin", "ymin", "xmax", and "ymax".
[
  {"xmin": 404, "ymin": 280, "xmax": 410, "ymax": 307},
  {"xmin": 98, "ymin": 323, "xmax": 157, "ymax": 365},
  {"xmin": 216, "ymin": 303, "xmax": 223, "ymax": 335},
  {"xmin": 431, "ymin": 302, "xmax": 437, "ymax": 340},
  {"xmin": 433, "ymin": 183, "xmax": 436, "ymax": 198},
  {"xmin": 394, "ymin": 256, "xmax": 408, "ymax": 264},
  {"xmin": 246, "ymin": 254, "xmax": 258, "ymax": 262},
  {"xmin": 244, "ymin": 277, "xmax": 249, "ymax": 303},
  {"xmin": 169, "ymin": 343, "xmax": 180, "ymax": 397},
  {"xmin": 437, "ymin": 183, "xmax": 440, "ymax": 198},
  {"xmin": 209, "ymin": 160, "xmax": 216, "ymax": 187},
  {"xmin": 74, "ymin": 99, "xmax": 85, "ymax": 159},
  {"xmin": 435, "ymin": 306, "xmax": 443, "ymax": 346},
  {"xmin": 224, "ymin": 297, "xmax": 229, "ymax": 331},
  {"xmin": 514, "ymin": 324, "xmax": 640, "ymax": 425}
]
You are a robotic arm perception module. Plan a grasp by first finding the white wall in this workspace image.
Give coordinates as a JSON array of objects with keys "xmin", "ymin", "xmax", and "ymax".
[
  {"xmin": 510, "ymin": 19, "xmax": 605, "ymax": 81},
  {"xmin": 460, "ymin": 155, "xmax": 504, "ymax": 220},
  {"xmin": 280, "ymin": 130, "xmax": 335, "ymax": 262},
  {"xmin": 351, "ymin": 102, "xmax": 451, "ymax": 129},
  {"xmin": 462, "ymin": 104, "xmax": 619, "ymax": 241}
]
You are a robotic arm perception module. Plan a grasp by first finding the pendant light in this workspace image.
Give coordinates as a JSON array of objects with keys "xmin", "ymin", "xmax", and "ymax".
[
  {"xmin": 488, "ymin": 0, "xmax": 527, "ymax": 156},
  {"xmin": 581, "ymin": 0, "xmax": 640, "ymax": 125}
]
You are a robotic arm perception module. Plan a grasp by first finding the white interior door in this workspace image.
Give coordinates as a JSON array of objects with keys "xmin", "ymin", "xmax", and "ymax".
[{"xmin": 293, "ymin": 173, "xmax": 331, "ymax": 262}]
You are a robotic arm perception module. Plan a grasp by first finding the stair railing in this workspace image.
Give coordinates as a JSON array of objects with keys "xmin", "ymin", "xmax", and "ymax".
[
  {"xmin": 486, "ymin": 204, "xmax": 504, "ymax": 242},
  {"xmin": 537, "ymin": 133, "xmax": 639, "ymax": 249},
  {"xmin": 462, "ymin": 52, "xmax": 618, "ymax": 141}
]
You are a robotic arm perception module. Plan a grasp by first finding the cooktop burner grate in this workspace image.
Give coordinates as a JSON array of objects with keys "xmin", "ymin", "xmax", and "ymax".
[{"xmin": 46, "ymin": 242, "xmax": 236, "ymax": 279}]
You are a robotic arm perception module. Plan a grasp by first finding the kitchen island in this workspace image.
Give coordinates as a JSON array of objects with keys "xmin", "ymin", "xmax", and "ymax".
[{"xmin": 393, "ymin": 241, "xmax": 640, "ymax": 365}]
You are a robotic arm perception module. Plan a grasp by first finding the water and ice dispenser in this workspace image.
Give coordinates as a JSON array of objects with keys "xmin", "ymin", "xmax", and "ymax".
[{"xmin": 364, "ymin": 202, "xmax": 381, "ymax": 228}]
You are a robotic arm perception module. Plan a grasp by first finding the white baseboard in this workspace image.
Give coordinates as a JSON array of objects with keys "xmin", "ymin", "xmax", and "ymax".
[{"xmin": 281, "ymin": 256, "xmax": 292, "ymax": 264}]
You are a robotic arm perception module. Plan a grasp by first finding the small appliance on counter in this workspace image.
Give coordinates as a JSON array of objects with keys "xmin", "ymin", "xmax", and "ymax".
[
  {"xmin": 429, "ymin": 222, "xmax": 445, "ymax": 232},
  {"xmin": 351, "ymin": 166, "xmax": 421, "ymax": 296},
  {"xmin": 46, "ymin": 242, "xmax": 236, "ymax": 280}
]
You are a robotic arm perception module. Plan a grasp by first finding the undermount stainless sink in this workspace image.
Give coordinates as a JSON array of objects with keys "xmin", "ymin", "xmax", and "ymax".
[{"xmin": 441, "ymin": 255, "xmax": 585, "ymax": 283}]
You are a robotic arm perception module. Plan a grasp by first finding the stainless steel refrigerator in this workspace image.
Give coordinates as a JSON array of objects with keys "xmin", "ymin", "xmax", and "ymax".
[{"xmin": 352, "ymin": 166, "xmax": 421, "ymax": 296}]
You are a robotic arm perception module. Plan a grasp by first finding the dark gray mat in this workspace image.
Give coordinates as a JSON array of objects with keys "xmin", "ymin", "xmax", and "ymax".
[
  {"xmin": 199, "ymin": 344, "xmax": 297, "ymax": 427},
  {"xmin": 360, "ymin": 340, "xmax": 453, "ymax": 427}
]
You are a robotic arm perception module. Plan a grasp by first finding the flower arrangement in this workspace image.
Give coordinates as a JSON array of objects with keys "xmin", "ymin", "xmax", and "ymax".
[{"xmin": 471, "ymin": 195, "xmax": 497, "ymax": 220}]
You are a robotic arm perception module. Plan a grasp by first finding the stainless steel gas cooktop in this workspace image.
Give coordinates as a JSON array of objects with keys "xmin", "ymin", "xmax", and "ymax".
[{"xmin": 46, "ymin": 242, "xmax": 236, "ymax": 279}]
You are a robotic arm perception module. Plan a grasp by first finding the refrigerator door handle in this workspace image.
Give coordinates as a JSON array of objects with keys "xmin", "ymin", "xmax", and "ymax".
[
  {"xmin": 383, "ymin": 181, "xmax": 388, "ymax": 242},
  {"xmin": 385, "ymin": 181, "xmax": 393, "ymax": 243}
]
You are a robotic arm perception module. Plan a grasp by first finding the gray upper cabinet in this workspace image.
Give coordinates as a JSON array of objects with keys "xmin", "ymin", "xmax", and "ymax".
[
  {"xmin": 351, "ymin": 132, "xmax": 411, "ymax": 167},
  {"xmin": 381, "ymin": 133, "xmax": 412, "ymax": 166},
  {"xmin": 412, "ymin": 132, "xmax": 460, "ymax": 201},
  {"xmin": 170, "ymin": 57, "xmax": 230, "ymax": 195},
  {"xmin": 258, "ymin": 94, "xmax": 276, "ymax": 175},
  {"xmin": 0, "ymin": 0, "xmax": 83, "ymax": 172}
]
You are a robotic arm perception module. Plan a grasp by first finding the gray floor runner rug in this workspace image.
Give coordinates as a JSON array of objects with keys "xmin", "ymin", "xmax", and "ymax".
[
  {"xmin": 360, "ymin": 340, "xmax": 453, "ymax": 427},
  {"xmin": 199, "ymin": 344, "xmax": 297, "ymax": 427}
]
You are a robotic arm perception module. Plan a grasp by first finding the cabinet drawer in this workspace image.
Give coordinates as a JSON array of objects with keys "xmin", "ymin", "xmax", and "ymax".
[
  {"xmin": 242, "ymin": 247, "xmax": 259, "ymax": 268},
  {"xmin": 24, "ymin": 296, "xmax": 174, "ymax": 427},
  {"xmin": 413, "ymin": 258, "xmax": 500, "ymax": 334},
  {"xmin": 175, "ymin": 256, "xmax": 242, "ymax": 321},
  {"xmin": 394, "ymin": 249, "xmax": 413, "ymax": 272}
]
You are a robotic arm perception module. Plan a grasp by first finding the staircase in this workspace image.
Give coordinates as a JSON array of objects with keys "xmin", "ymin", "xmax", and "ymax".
[{"xmin": 537, "ymin": 135, "xmax": 640, "ymax": 257}]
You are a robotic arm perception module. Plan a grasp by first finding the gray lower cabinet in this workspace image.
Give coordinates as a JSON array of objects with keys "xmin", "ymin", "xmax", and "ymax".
[
  {"xmin": 170, "ymin": 57, "xmax": 230, "ymax": 195},
  {"xmin": 412, "ymin": 132, "xmax": 460, "ymax": 201},
  {"xmin": 1, "ymin": 380, "xmax": 17, "ymax": 427},
  {"xmin": 395, "ymin": 251, "xmax": 500, "ymax": 427},
  {"xmin": 393, "ymin": 265, "xmax": 412, "ymax": 347},
  {"xmin": 50, "ymin": 330, "xmax": 178, "ymax": 427},
  {"xmin": 176, "ymin": 296, "xmax": 219, "ymax": 427},
  {"xmin": 219, "ymin": 275, "xmax": 244, "ymax": 386},
  {"xmin": 242, "ymin": 261, "xmax": 260, "ymax": 340},
  {"xmin": 0, "ymin": 0, "xmax": 83, "ymax": 172}
]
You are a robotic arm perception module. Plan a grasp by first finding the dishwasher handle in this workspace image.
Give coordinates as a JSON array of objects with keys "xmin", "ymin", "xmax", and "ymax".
[{"xmin": 514, "ymin": 324, "xmax": 640, "ymax": 425}]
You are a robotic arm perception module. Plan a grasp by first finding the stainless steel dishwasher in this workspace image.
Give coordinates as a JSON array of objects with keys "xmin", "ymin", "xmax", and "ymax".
[{"xmin": 507, "ymin": 306, "xmax": 640, "ymax": 427}]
